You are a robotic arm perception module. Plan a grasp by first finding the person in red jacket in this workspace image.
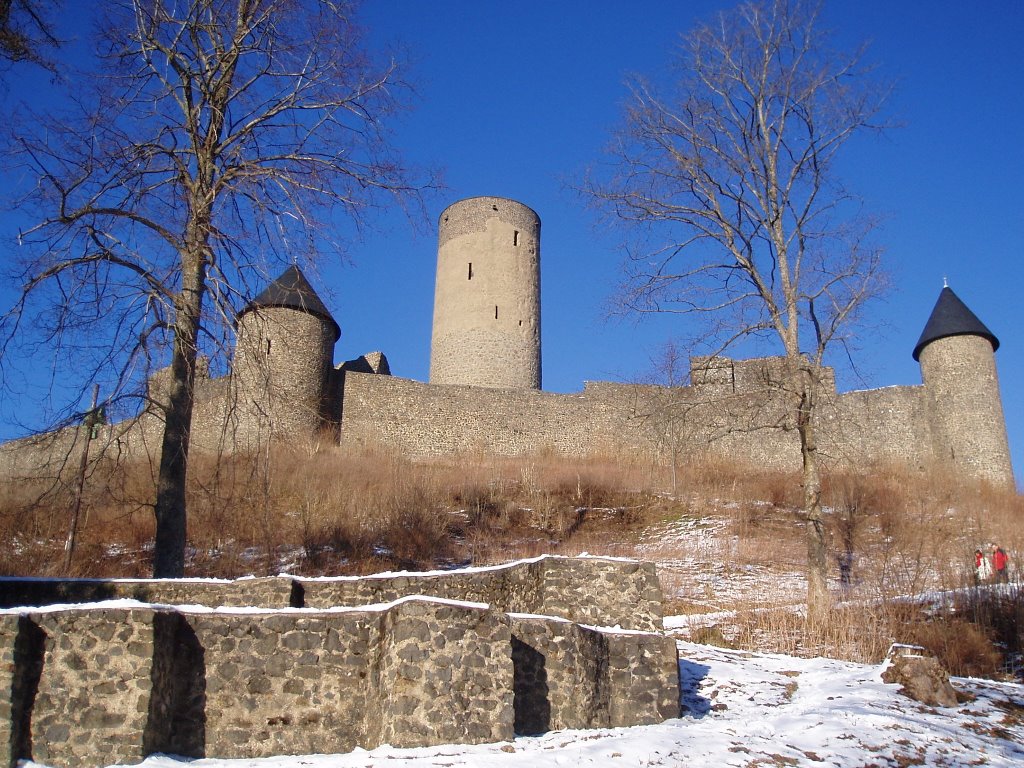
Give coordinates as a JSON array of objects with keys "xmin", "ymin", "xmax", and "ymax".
[
  {"xmin": 992, "ymin": 544, "xmax": 1009, "ymax": 584},
  {"xmin": 975, "ymin": 548, "xmax": 993, "ymax": 584}
]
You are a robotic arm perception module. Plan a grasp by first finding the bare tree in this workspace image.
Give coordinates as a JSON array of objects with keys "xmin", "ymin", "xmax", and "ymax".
[
  {"xmin": 586, "ymin": 0, "xmax": 888, "ymax": 618},
  {"xmin": 0, "ymin": 0, "xmax": 59, "ymax": 72},
  {"xmin": 1, "ymin": 0, "xmax": 431, "ymax": 577}
]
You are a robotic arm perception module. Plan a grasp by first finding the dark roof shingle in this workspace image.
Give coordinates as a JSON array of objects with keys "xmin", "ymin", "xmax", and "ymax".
[
  {"xmin": 912, "ymin": 286, "xmax": 998, "ymax": 361},
  {"xmin": 239, "ymin": 265, "xmax": 340, "ymax": 341}
]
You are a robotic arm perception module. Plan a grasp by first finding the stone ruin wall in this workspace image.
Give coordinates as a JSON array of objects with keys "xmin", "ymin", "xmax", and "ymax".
[
  {"xmin": 0, "ymin": 555, "xmax": 665, "ymax": 632},
  {"xmin": 0, "ymin": 557, "xmax": 679, "ymax": 767}
]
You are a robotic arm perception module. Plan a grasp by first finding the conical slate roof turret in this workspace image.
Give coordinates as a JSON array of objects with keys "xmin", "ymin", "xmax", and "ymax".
[
  {"xmin": 239, "ymin": 265, "xmax": 340, "ymax": 341},
  {"xmin": 912, "ymin": 286, "xmax": 998, "ymax": 361}
]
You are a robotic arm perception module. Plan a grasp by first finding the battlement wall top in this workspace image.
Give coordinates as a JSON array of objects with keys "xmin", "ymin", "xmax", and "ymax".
[{"xmin": 690, "ymin": 355, "xmax": 837, "ymax": 395}]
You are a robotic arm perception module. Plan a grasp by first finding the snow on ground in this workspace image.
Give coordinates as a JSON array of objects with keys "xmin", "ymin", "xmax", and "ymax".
[
  {"xmin": 58, "ymin": 639, "xmax": 1024, "ymax": 768},
  {"xmin": 22, "ymin": 507, "xmax": 1018, "ymax": 767},
  {"xmin": 630, "ymin": 512, "xmax": 809, "ymax": 612}
]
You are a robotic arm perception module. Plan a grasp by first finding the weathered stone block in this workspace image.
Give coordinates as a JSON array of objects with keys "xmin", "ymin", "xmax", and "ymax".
[
  {"xmin": 373, "ymin": 600, "xmax": 514, "ymax": 749},
  {"xmin": 28, "ymin": 608, "xmax": 157, "ymax": 768}
]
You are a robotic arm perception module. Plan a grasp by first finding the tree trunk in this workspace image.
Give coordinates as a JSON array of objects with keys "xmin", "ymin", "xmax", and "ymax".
[
  {"xmin": 798, "ymin": 378, "xmax": 830, "ymax": 622},
  {"xmin": 152, "ymin": 251, "xmax": 207, "ymax": 578}
]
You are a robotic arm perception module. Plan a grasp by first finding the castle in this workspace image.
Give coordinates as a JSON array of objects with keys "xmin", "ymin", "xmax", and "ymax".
[{"xmin": 0, "ymin": 196, "xmax": 1014, "ymax": 487}]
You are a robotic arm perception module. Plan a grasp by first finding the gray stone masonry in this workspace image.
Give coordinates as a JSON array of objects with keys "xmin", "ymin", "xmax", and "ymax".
[
  {"xmin": 0, "ymin": 557, "xmax": 680, "ymax": 767},
  {"xmin": 297, "ymin": 556, "xmax": 663, "ymax": 632},
  {"xmin": 509, "ymin": 615, "xmax": 679, "ymax": 734},
  {"xmin": 0, "ymin": 576, "xmax": 296, "ymax": 610},
  {"xmin": 22, "ymin": 608, "xmax": 157, "ymax": 768},
  {"xmin": 372, "ymin": 599, "xmax": 514, "ymax": 748},
  {"xmin": 334, "ymin": 365, "xmax": 980, "ymax": 480},
  {"xmin": 0, "ymin": 600, "xmax": 680, "ymax": 766},
  {"xmin": 0, "ymin": 555, "xmax": 662, "ymax": 632},
  {"xmin": 186, "ymin": 608, "xmax": 380, "ymax": 758},
  {"xmin": 0, "ymin": 616, "xmax": 18, "ymax": 761}
]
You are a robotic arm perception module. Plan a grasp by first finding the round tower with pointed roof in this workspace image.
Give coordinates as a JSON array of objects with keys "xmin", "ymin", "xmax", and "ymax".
[
  {"xmin": 233, "ymin": 265, "xmax": 339, "ymax": 440},
  {"xmin": 914, "ymin": 285, "xmax": 1013, "ymax": 486}
]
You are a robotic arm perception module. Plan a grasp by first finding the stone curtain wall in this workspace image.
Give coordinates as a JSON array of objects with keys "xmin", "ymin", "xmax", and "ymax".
[
  {"xmin": 824, "ymin": 386, "xmax": 933, "ymax": 470},
  {"xmin": 337, "ymin": 369, "xmax": 946, "ymax": 477},
  {"xmin": 2, "ymin": 348, "xmax": 1014, "ymax": 489},
  {"xmin": 338, "ymin": 372, "xmax": 650, "ymax": 461},
  {"xmin": 0, "ymin": 556, "xmax": 682, "ymax": 767}
]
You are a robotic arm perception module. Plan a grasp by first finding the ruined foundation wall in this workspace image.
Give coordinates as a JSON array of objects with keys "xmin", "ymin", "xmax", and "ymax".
[
  {"xmin": 0, "ymin": 594, "xmax": 680, "ymax": 767},
  {"xmin": 0, "ymin": 556, "xmax": 663, "ymax": 633},
  {"xmin": 297, "ymin": 556, "xmax": 664, "ymax": 632}
]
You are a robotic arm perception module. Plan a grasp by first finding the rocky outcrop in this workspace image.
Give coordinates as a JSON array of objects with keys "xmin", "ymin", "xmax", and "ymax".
[{"xmin": 881, "ymin": 644, "xmax": 958, "ymax": 708}]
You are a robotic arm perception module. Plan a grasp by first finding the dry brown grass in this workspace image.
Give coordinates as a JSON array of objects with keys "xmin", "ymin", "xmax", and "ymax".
[
  {"xmin": 0, "ymin": 444, "xmax": 661, "ymax": 577},
  {"xmin": 3, "ymin": 447, "xmax": 1022, "ymax": 677}
]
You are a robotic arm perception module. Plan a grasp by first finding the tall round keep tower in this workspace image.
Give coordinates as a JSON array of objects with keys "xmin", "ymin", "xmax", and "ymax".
[
  {"xmin": 913, "ymin": 286, "xmax": 1013, "ymax": 486},
  {"xmin": 234, "ymin": 265, "xmax": 340, "ymax": 439},
  {"xmin": 430, "ymin": 196, "xmax": 541, "ymax": 389}
]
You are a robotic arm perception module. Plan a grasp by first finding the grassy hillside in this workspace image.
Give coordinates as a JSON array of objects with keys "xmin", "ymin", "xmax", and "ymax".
[{"xmin": 3, "ymin": 444, "xmax": 1022, "ymax": 677}]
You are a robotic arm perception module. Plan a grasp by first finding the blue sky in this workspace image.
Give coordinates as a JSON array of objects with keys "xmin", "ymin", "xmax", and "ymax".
[{"xmin": 2, "ymin": 1, "xmax": 1023, "ymax": 484}]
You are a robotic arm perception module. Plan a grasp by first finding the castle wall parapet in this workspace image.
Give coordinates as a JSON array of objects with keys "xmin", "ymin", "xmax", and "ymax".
[{"xmin": 337, "ymin": 368, "xmax": 940, "ymax": 476}]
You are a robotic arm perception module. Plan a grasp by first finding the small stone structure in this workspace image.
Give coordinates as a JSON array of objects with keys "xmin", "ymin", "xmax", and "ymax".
[{"xmin": 0, "ymin": 556, "xmax": 680, "ymax": 767}]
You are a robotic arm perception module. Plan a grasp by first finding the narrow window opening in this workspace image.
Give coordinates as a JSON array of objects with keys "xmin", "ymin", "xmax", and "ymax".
[
  {"xmin": 468, "ymin": 263, "xmax": 473, "ymax": 280},
  {"xmin": 495, "ymin": 305, "xmax": 499, "ymax": 320},
  {"xmin": 266, "ymin": 339, "xmax": 272, "ymax": 356},
  {"xmin": 492, "ymin": 204, "xmax": 498, "ymax": 211},
  {"xmin": 513, "ymin": 230, "xmax": 520, "ymax": 246},
  {"xmin": 519, "ymin": 320, "xmax": 523, "ymax": 327}
]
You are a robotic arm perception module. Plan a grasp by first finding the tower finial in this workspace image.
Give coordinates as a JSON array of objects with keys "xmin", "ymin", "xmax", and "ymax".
[{"xmin": 943, "ymin": 275, "xmax": 948, "ymax": 288}]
